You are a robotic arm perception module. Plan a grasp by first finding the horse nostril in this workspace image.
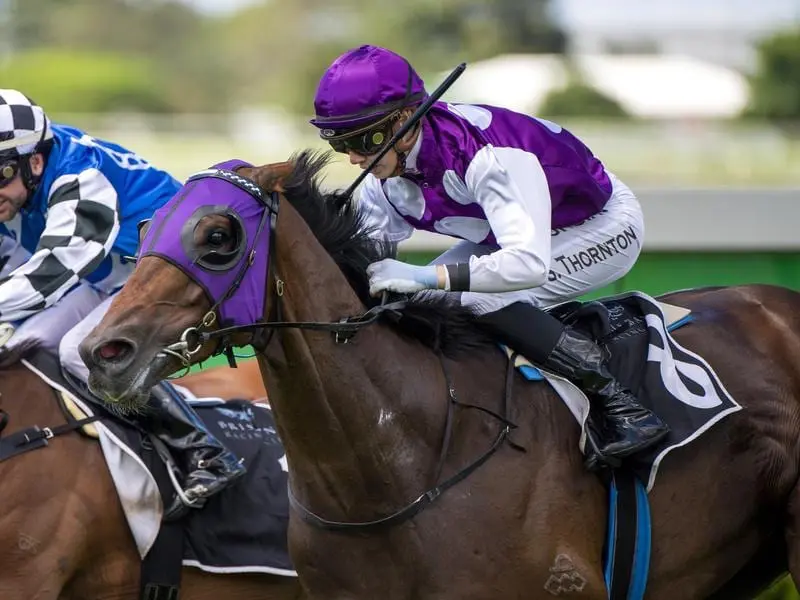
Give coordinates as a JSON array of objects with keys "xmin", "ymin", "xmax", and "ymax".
[{"xmin": 93, "ymin": 339, "xmax": 135, "ymax": 365}]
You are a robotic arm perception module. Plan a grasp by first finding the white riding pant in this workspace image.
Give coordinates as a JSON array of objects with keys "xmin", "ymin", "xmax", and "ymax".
[
  {"xmin": 428, "ymin": 173, "xmax": 644, "ymax": 314},
  {"xmin": 0, "ymin": 238, "xmax": 119, "ymax": 382}
]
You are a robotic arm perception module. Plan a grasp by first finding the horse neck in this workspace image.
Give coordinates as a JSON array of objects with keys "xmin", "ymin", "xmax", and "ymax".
[{"xmin": 261, "ymin": 203, "xmax": 447, "ymax": 513}]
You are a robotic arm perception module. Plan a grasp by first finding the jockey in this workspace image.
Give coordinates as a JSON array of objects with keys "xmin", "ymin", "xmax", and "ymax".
[
  {"xmin": 0, "ymin": 89, "xmax": 245, "ymax": 517},
  {"xmin": 310, "ymin": 45, "xmax": 669, "ymax": 469}
]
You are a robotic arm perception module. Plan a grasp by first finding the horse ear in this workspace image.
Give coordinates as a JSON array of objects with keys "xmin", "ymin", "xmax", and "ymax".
[{"xmin": 240, "ymin": 162, "xmax": 293, "ymax": 193}]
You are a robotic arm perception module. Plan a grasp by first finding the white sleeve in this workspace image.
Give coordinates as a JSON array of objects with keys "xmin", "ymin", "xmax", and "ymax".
[
  {"xmin": 358, "ymin": 175, "xmax": 414, "ymax": 243},
  {"xmin": 462, "ymin": 146, "xmax": 551, "ymax": 293}
]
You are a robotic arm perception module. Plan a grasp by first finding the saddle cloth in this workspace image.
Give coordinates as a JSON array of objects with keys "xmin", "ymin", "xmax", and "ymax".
[
  {"xmin": 21, "ymin": 351, "xmax": 296, "ymax": 577},
  {"xmin": 509, "ymin": 291, "xmax": 741, "ymax": 491}
]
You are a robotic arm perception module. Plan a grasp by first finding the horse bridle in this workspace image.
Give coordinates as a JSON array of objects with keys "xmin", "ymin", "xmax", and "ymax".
[
  {"xmin": 157, "ymin": 166, "xmax": 417, "ymax": 370},
  {"xmin": 158, "ymin": 170, "xmax": 521, "ymax": 532}
]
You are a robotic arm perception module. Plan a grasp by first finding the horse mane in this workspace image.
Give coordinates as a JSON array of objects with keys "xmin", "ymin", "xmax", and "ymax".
[{"xmin": 280, "ymin": 150, "xmax": 494, "ymax": 357}]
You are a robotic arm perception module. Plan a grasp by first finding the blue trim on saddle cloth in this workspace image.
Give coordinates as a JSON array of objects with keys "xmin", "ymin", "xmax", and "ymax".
[
  {"xmin": 517, "ymin": 363, "xmax": 545, "ymax": 381},
  {"xmin": 603, "ymin": 475, "xmax": 651, "ymax": 600},
  {"xmin": 604, "ymin": 483, "xmax": 619, "ymax": 589},
  {"xmin": 667, "ymin": 314, "xmax": 693, "ymax": 332},
  {"xmin": 630, "ymin": 481, "xmax": 652, "ymax": 600}
]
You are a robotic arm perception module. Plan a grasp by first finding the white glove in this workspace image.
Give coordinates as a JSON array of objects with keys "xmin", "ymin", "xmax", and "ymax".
[
  {"xmin": 0, "ymin": 322, "xmax": 15, "ymax": 347},
  {"xmin": 366, "ymin": 259, "xmax": 439, "ymax": 296}
]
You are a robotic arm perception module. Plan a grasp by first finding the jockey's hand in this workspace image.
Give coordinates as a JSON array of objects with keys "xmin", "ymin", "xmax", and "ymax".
[
  {"xmin": 367, "ymin": 259, "xmax": 438, "ymax": 296},
  {"xmin": 0, "ymin": 321, "xmax": 15, "ymax": 347}
]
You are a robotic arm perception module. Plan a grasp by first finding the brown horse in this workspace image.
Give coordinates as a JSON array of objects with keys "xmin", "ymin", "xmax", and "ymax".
[
  {"xmin": 79, "ymin": 152, "xmax": 800, "ymax": 599},
  {"xmin": 0, "ymin": 359, "xmax": 299, "ymax": 600}
]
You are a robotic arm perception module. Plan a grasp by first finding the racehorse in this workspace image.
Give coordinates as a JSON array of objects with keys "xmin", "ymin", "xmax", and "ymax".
[
  {"xmin": 79, "ymin": 151, "xmax": 800, "ymax": 599},
  {"xmin": 0, "ymin": 358, "xmax": 298, "ymax": 600}
]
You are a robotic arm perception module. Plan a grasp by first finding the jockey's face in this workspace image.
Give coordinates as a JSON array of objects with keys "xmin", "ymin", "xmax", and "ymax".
[
  {"xmin": 0, "ymin": 154, "xmax": 44, "ymax": 222},
  {"xmin": 346, "ymin": 145, "xmax": 399, "ymax": 179}
]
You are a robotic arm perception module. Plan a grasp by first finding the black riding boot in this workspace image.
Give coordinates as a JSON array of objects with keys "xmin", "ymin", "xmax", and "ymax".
[
  {"xmin": 476, "ymin": 302, "xmax": 670, "ymax": 469},
  {"xmin": 148, "ymin": 382, "xmax": 247, "ymax": 521}
]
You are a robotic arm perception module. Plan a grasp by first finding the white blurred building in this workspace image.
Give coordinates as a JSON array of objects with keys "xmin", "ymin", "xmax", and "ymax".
[{"xmin": 435, "ymin": 53, "xmax": 750, "ymax": 119}]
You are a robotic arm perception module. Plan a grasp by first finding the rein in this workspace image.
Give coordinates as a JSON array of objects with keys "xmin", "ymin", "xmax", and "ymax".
[{"xmin": 165, "ymin": 296, "xmax": 410, "ymax": 362}]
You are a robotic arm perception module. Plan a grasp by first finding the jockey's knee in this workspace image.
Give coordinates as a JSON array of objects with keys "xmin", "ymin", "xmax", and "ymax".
[
  {"xmin": 57, "ymin": 292, "xmax": 115, "ymax": 380},
  {"xmin": 59, "ymin": 324, "xmax": 90, "ymax": 380}
]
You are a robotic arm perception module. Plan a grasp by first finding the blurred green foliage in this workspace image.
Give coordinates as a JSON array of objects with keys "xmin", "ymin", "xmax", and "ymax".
[
  {"xmin": 539, "ymin": 80, "xmax": 632, "ymax": 119},
  {"xmin": 2, "ymin": 0, "xmax": 799, "ymax": 122},
  {"xmin": 0, "ymin": 49, "xmax": 173, "ymax": 113},
  {"xmin": 1, "ymin": 0, "xmax": 566, "ymax": 115},
  {"xmin": 2, "ymin": 0, "xmax": 798, "ymax": 122},
  {"xmin": 5, "ymin": 0, "xmax": 231, "ymax": 112},
  {"xmin": 215, "ymin": 0, "xmax": 567, "ymax": 115},
  {"xmin": 746, "ymin": 28, "xmax": 800, "ymax": 120}
]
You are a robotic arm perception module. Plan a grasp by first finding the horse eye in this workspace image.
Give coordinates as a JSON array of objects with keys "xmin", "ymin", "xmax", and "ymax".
[{"xmin": 207, "ymin": 229, "xmax": 229, "ymax": 247}]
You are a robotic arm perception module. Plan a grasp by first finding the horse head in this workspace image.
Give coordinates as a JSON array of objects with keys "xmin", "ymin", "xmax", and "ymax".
[{"xmin": 79, "ymin": 157, "xmax": 299, "ymax": 409}]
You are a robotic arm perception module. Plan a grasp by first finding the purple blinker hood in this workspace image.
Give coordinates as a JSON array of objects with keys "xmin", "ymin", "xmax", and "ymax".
[{"xmin": 139, "ymin": 159, "xmax": 277, "ymax": 327}]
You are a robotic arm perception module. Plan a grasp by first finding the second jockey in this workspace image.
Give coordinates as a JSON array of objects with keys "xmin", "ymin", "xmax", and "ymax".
[{"xmin": 0, "ymin": 89, "xmax": 245, "ymax": 517}]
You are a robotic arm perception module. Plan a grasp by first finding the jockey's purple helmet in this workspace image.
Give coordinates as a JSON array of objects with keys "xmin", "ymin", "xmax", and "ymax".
[{"xmin": 310, "ymin": 45, "xmax": 427, "ymax": 132}]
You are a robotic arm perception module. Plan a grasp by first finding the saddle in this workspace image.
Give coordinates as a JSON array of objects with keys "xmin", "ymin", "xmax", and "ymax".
[
  {"xmin": 498, "ymin": 291, "xmax": 739, "ymax": 495},
  {"xmin": 550, "ymin": 298, "xmax": 691, "ymax": 334}
]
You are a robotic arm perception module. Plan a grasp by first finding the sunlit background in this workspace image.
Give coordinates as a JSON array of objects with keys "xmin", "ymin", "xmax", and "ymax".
[{"xmin": 2, "ymin": 2, "xmax": 799, "ymax": 594}]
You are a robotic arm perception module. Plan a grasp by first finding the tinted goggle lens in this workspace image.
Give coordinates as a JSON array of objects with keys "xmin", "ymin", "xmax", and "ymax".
[
  {"xmin": 0, "ymin": 160, "xmax": 19, "ymax": 189},
  {"xmin": 327, "ymin": 125, "xmax": 391, "ymax": 155}
]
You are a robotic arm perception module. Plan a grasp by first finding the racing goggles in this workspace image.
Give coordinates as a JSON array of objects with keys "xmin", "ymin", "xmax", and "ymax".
[
  {"xmin": 320, "ymin": 112, "xmax": 397, "ymax": 156},
  {"xmin": 0, "ymin": 159, "xmax": 20, "ymax": 189}
]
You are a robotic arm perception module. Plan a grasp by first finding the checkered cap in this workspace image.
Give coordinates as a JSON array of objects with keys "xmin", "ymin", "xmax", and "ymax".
[{"xmin": 0, "ymin": 89, "xmax": 53, "ymax": 157}]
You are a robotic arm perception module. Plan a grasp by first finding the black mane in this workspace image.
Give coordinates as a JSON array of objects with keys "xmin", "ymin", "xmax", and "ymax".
[{"xmin": 280, "ymin": 150, "xmax": 493, "ymax": 356}]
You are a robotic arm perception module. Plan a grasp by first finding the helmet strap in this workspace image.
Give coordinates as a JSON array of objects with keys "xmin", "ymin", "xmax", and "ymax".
[
  {"xmin": 389, "ymin": 119, "xmax": 421, "ymax": 177},
  {"xmin": 19, "ymin": 155, "xmax": 41, "ymax": 197},
  {"xmin": 18, "ymin": 123, "xmax": 50, "ymax": 202},
  {"xmin": 388, "ymin": 149, "xmax": 406, "ymax": 178}
]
